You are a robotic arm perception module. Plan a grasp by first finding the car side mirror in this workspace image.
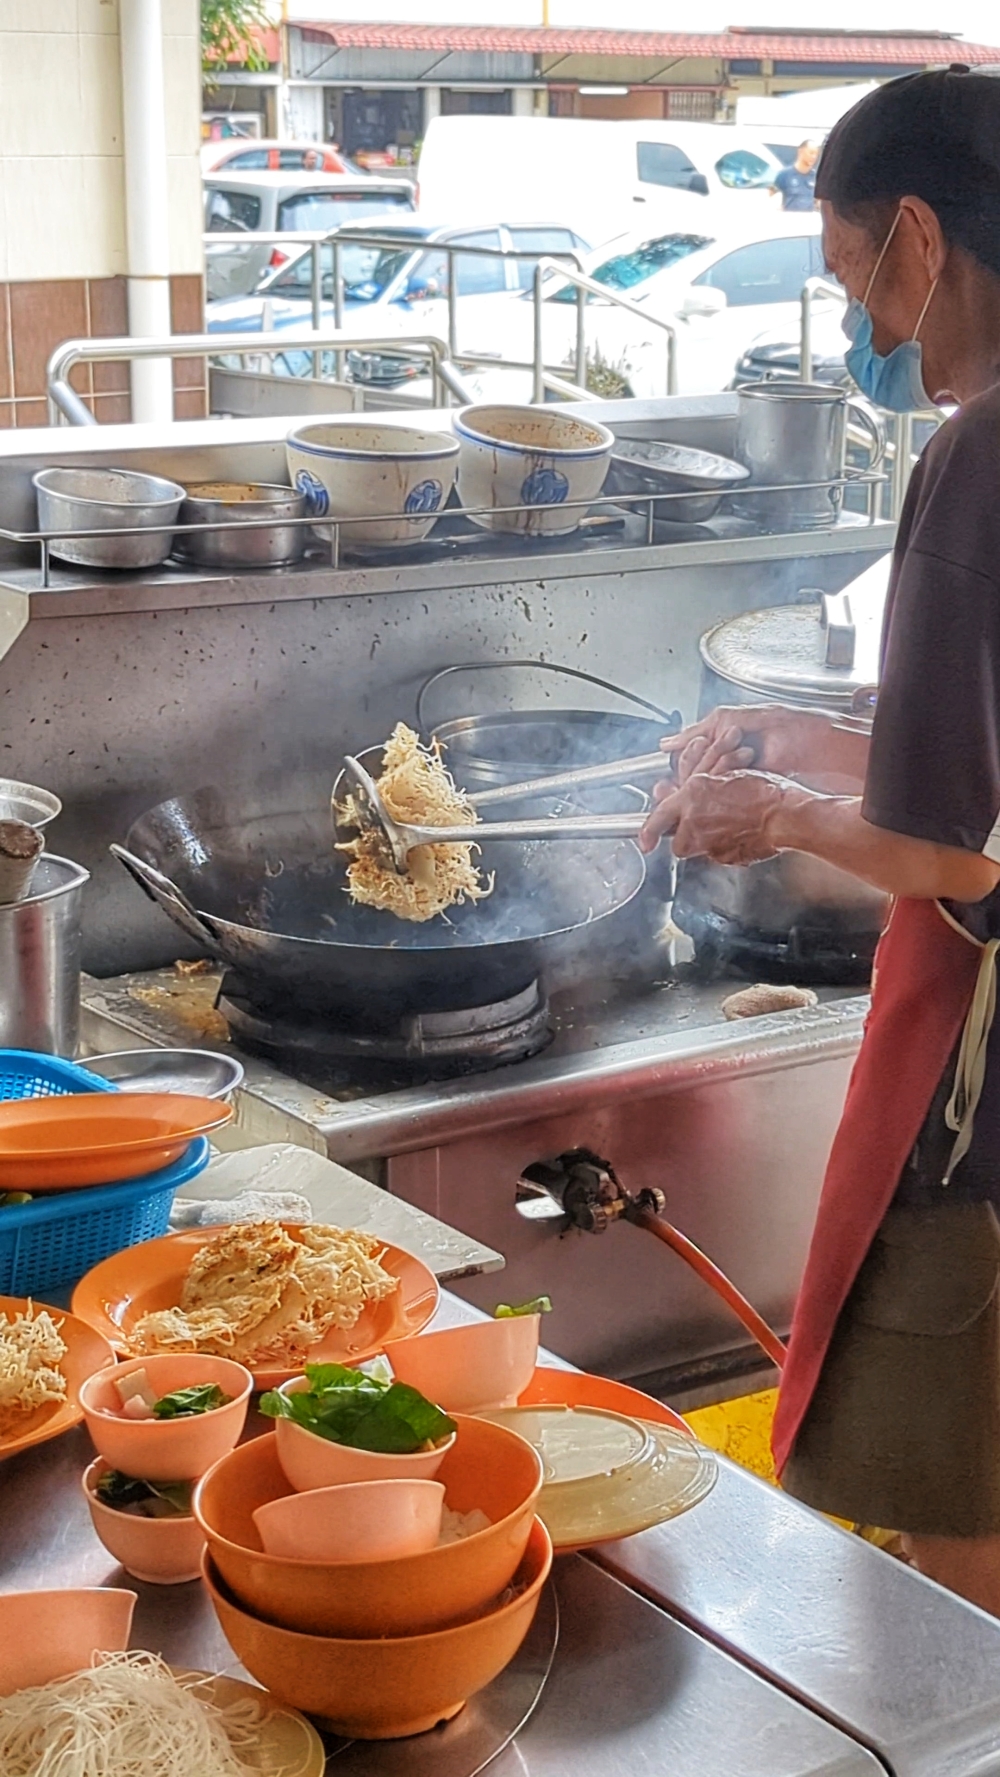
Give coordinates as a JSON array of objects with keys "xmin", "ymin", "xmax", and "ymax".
[{"xmin": 678, "ymin": 286, "xmax": 728, "ymax": 318}]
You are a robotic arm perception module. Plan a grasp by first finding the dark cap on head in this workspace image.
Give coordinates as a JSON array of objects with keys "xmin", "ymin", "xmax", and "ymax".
[{"xmin": 816, "ymin": 69, "xmax": 1000, "ymax": 272}]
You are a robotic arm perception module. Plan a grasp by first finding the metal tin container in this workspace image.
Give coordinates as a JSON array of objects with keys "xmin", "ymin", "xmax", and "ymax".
[
  {"xmin": 0, "ymin": 778, "xmax": 61, "ymax": 828},
  {"xmin": 177, "ymin": 483, "xmax": 308, "ymax": 569},
  {"xmin": 605, "ymin": 437, "xmax": 749, "ymax": 525},
  {"xmin": 733, "ymin": 382, "xmax": 884, "ymax": 532},
  {"xmin": 33, "ymin": 467, "xmax": 185, "ymax": 570},
  {"xmin": 0, "ymin": 854, "xmax": 89, "ymax": 1056}
]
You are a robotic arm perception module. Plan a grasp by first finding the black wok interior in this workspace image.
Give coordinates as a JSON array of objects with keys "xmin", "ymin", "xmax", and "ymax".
[{"xmin": 128, "ymin": 793, "xmax": 643, "ymax": 954}]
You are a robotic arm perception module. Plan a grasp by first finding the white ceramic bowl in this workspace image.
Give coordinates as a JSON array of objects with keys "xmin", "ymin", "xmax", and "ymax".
[
  {"xmin": 455, "ymin": 404, "xmax": 613, "ymax": 536},
  {"xmin": 273, "ymin": 1375, "xmax": 456, "ymax": 1492},
  {"xmin": 286, "ymin": 422, "xmax": 459, "ymax": 547},
  {"xmin": 253, "ymin": 1478, "xmax": 445, "ymax": 1563}
]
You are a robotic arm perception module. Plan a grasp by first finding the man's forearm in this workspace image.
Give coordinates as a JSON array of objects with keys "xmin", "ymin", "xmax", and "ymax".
[{"xmin": 767, "ymin": 788, "xmax": 1000, "ymax": 902}]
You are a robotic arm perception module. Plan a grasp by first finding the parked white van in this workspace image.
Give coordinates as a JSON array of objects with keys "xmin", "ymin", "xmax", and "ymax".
[{"xmin": 416, "ymin": 117, "xmax": 784, "ymax": 240}]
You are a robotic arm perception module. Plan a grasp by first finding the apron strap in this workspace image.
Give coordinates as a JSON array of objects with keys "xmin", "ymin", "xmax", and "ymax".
[{"xmin": 943, "ymin": 934, "xmax": 1000, "ymax": 1184}]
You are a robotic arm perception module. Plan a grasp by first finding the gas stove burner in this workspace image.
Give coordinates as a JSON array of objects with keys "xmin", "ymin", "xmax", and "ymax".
[
  {"xmin": 216, "ymin": 973, "xmax": 552, "ymax": 1082},
  {"xmin": 674, "ymin": 906, "xmax": 876, "ymax": 988}
]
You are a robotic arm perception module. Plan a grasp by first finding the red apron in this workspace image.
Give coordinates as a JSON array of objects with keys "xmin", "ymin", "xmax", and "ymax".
[{"xmin": 772, "ymin": 895, "xmax": 986, "ymax": 1474}]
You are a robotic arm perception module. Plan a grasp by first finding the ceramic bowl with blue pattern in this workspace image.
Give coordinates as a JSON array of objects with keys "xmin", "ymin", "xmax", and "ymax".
[
  {"xmin": 455, "ymin": 405, "xmax": 613, "ymax": 537},
  {"xmin": 286, "ymin": 421, "xmax": 459, "ymax": 548}
]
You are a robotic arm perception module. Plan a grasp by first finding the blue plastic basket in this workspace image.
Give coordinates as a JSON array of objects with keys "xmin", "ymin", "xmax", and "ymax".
[
  {"xmin": 0, "ymin": 1050, "xmax": 116, "ymax": 1102},
  {"xmin": 0, "ymin": 1139, "xmax": 211, "ymax": 1299},
  {"xmin": 0, "ymin": 1049, "xmax": 211, "ymax": 1297}
]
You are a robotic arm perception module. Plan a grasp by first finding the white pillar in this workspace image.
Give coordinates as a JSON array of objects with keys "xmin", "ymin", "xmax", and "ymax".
[
  {"xmin": 512, "ymin": 87, "xmax": 534, "ymax": 117},
  {"xmin": 119, "ymin": 0, "xmax": 174, "ymax": 423},
  {"xmin": 424, "ymin": 85, "xmax": 442, "ymax": 129}
]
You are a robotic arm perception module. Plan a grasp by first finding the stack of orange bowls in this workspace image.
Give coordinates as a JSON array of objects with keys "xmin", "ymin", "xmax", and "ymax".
[
  {"xmin": 193, "ymin": 1414, "xmax": 550, "ymax": 1740},
  {"xmin": 80, "ymin": 1353, "xmax": 253, "ymax": 1584}
]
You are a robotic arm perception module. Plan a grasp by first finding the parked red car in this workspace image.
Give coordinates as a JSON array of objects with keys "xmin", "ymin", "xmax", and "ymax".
[{"xmin": 201, "ymin": 139, "xmax": 361, "ymax": 177}]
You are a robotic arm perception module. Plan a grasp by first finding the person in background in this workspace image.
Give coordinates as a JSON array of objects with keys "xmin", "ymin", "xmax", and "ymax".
[{"xmin": 773, "ymin": 141, "xmax": 820, "ymax": 210}]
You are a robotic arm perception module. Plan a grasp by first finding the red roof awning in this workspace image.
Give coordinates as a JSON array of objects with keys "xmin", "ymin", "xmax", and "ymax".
[{"xmin": 290, "ymin": 21, "xmax": 997, "ymax": 65}]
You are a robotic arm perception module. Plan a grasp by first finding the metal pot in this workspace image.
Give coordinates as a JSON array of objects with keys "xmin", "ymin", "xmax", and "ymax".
[
  {"xmin": 417, "ymin": 660, "xmax": 679, "ymax": 905},
  {"xmin": 0, "ymin": 854, "xmax": 88, "ymax": 1056},
  {"xmin": 177, "ymin": 483, "xmax": 307, "ymax": 569},
  {"xmin": 673, "ymin": 566, "xmax": 891, "ymax": 980},
  {"xmin": 698, "ymin": 580, "xmax": 886, "ymax": 713},
  {"xmin": 733, "ymin": 382, "xmax": 885, "ymax": 532},
  {"xmin": 417, "ymin": 661, "xmax": 680, "ymax": 789},
  {"xmin": 33, "ymin": 467, "xmax": 185, "ymax": 570}
]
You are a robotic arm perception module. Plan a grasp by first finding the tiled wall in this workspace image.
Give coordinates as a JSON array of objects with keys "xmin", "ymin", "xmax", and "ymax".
[{"xmin": 0, "ymin": 274, "xmax": 206, "ymax": 428}]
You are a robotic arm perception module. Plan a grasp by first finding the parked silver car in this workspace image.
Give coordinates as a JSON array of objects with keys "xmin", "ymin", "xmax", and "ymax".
[
  {"xmin": 206, "ymin": 219, "xmax": 590, "ymax": 383},
  {"xmin": 204, "ymin": 170, "xmax": 416, "ymax": 302}
]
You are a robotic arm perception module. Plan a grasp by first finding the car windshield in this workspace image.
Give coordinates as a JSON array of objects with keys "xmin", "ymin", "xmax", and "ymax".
[
  {"xmin": 549, "ymin": 234, "xmax": 712, "ymax": 303},
  {"xmin": 205, "ymin": 188, "xmax": 262, "ymax": 233},
  {"xmin": 275, "ymin": 190, "xmax": 412, "ymax": 231},
  {"xmin": 264, "ymin": 239, "xmax": 419, "ymax": 301}
]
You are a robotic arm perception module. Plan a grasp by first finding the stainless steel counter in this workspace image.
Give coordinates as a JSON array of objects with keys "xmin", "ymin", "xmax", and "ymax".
[
  {"xmin": 599, "ymin": 1453, "xmax": 1000, "ymax": 1777},
  {"xmin": 0, "ymin": 1282, "xmax": 916, "ymax": 1777},
  {"xmin": 7, "ymin": 1287, "xmax": 1000, "ymax": 1775},
  {"xmin": 81, "ymin": 966, "xmax": 865, "ymax": 1161}
]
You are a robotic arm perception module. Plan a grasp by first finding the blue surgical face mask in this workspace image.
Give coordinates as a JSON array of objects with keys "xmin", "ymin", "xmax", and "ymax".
[{"xmin": 841, "ymin": 210, "xmax": 938, "ymax": 412}]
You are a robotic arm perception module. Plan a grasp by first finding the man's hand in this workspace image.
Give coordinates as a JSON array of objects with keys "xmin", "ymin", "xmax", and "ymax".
[
  {"xmin": 660, "ymin": 704, "xmax": 868, "ymax": 790},
  {"xmin": 639, "ymin": 770, "xmax": 790, "ymax": 862}
]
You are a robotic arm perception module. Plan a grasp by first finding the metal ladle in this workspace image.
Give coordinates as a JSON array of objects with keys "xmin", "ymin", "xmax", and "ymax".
[{"xmin": 339, "ymin": 753, "xmax": 672, "ymax": 875}]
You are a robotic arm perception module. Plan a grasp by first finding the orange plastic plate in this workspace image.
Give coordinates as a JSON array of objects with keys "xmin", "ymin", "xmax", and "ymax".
[
  {"xmin": 0, "ymin": 1093, "xmax": 233, "ymax": 1190},
  {"xmin": 518, "ymin": 1365, "xmax": 688, "ymax": 1432},
  {"xmin": 0, "ymin": 1296, "xmax": 116, "ymax": 1461},
  {"xmin": 72, "ymin": 1226, "xmax": 440, "ymax": 1389}
]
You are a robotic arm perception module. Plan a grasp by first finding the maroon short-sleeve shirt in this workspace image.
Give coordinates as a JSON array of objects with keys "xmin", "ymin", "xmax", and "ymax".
[{"xmin": 866, "ymin": 385, "xmax": 1000, "ymax": 1196}]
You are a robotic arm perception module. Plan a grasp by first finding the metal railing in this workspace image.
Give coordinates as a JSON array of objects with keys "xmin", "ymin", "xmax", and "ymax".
[
  {"xmin": 204, "ymin": 228, "xmax": 587, "ymax": 383},
  {"xmin": 45, "ymin": 330, "xmax": 475, "ymax": 426},
  {"xmin": 532, "ymin": 258, "xmax": 678, "ymax": 403},
  {"xmin": 4, "ymin": 464, "xmax": 887, "ymax": 591},
  {"xmin": 799, "ymin": 277, "xmax": 845, "ymax": 383}
]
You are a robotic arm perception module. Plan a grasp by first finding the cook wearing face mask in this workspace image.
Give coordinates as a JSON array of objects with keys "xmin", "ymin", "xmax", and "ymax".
[{"xmin": 640, "ymin": 68, "xmax": 1000, "ymax": 1614}]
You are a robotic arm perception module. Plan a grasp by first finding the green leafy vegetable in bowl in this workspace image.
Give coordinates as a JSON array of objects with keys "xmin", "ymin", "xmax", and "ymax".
[
  {"xmin": 152, "ymin": 1383, "xmax": 231, "ymax": 1420},
  {"xmin": 259, "ymin": 1362, "xmax": 456, "ymax": 1454},
  {"xmin": 95, "ymin": 1469, "xmax": 193, "ymax": 1519},
  {"xmin": 494, "ymin": 1296, "xmax": 552, "ymax": 1319}
]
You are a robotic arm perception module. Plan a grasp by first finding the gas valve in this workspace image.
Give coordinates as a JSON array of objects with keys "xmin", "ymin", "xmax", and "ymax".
[{"xmin": 516, "ymin": 1148, "xmax": 665, "ymax": 1233}]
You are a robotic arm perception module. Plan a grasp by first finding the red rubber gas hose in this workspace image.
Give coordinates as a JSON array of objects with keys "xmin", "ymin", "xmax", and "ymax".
[{"xmin": 635, "ymin": 1208, "xmax": 786, "ymax": 1372}]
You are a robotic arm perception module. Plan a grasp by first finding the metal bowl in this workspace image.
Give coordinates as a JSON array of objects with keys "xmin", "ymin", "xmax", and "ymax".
[
  {"xmin": 33, "ymin": 467, "xmax": 186, "ymax": 570},
  {"xmin": 0, "ymin": 778, "xmax": 61, "ymax": 828},
  {"xmin": 606, "ymin": 437, "xmax": 749, "ymax": 524},
  {"xmin": 82, "ymin": 1048, "xmax": 245, "ymax": 1100},
  {"xmin": 177, "ymin": 483, "xmax": 308, "ymax": 569}
]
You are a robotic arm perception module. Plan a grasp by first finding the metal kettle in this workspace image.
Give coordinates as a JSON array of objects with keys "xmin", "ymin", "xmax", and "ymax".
[{"xmin": 672, "ymin": 558, "xmax": 890, "ymax": 983}]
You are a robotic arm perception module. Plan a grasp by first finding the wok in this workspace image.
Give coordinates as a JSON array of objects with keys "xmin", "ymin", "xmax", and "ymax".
[{"xmin": 114, "ymin": 782, "xmax": 647, "ymax": 1030}]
